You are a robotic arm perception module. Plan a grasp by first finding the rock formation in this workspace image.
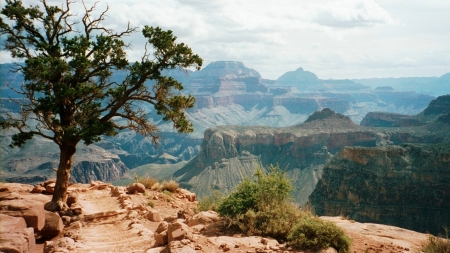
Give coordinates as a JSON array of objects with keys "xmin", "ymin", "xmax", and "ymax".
[
  {"xmin": 1, "ymin": 62, "xmax": 437, "ymax": 179},
  {"xmin": 310, "ymin": 144, "xmax": 450, "ymax": 235},
  {"xmin": 174, "ymin": 109, "xmax": 386, "ymax": 205},
  {"xmin": 361, "ymin": 94, "xmax": 450, "ymax": 127}
]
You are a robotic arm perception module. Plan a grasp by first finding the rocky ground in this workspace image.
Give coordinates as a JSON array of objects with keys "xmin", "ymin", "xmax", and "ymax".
[{"xmin": 0, "ymin": 181, "xmax": 428, "ymax": 253}]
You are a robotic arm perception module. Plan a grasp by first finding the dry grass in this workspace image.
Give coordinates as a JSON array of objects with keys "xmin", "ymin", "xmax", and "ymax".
[
  {"xmin": 160, "ymin": 180, "xmax": 179, "ymax": 193},
  {"xmin": 138, "ymin": 176, "xmax": 158, "ymax": 189},
  {"xmin": 420, "ymin": 230, "xmax": 450, "ymax": 253}
]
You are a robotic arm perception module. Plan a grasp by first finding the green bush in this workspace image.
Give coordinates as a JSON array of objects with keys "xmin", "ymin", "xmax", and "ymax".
[
  {"xmin": 217, "ymin": 178, "xmax": 258, "ymax": 216},
  {"xmin": 287, "ymin": 217, "xmax": 351, "ymax": 253},
  {"xmin": 217, "ymin": 164, "xmax": 291, "ymax": 218},
  {"xmin": 216, "ymin": 164, "xmax": 351, "ymax": 252},
  {"xmin": 198, "ymin": 189, "xmax": 225, "ymax": 212}
]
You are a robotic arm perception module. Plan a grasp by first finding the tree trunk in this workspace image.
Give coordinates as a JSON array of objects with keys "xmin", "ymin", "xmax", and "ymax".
[{"xmin": 44, "ymin": 143, "xmax": 76, "ymax": 212}]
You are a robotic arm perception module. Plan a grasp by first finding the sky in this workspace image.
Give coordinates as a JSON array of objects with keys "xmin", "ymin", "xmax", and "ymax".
[{"xmin": 1, "ymin": 0, "xmax": 450, "ymax": 80}]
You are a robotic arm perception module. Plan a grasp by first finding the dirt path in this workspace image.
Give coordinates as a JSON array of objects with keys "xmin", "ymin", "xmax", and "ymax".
[{"xmin": 72, "ymin": 186, "xmax": 155, "ymax": 253}]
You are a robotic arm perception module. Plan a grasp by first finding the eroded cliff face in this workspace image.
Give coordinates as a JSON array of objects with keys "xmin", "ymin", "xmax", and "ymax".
[
  {"xmin": 310, "ymin": 144, "xmax": 450, "ymax": 235},
  {"xmin": 175, "ymin": 109, "xmax": 384, "ymax": 205},
  {"xmin": 2, "ymin": 141, "xmax": 129, "ymax": 185},
  {"xmin": 361, "ymin": 94, "xmax": 450, "ymax": 127}
]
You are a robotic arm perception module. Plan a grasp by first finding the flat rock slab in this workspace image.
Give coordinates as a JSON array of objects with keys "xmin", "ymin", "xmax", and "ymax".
[
  {"xmin": 0, "ymin": 213, "xmax": 27, "ymax": 233},
  {"xmin": 0, "ymin": 199, "xmax": 45, "ymax": 230}
]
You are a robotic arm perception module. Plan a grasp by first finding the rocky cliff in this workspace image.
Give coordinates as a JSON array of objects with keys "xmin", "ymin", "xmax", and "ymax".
[
  {"xmin": 172, "ymin": 105, "xmax": 450, "ymax": 206},
  {"xmin": 361, "ymin": 94, "xmax": 450, "ymax": 127},
  {"xmin": 174, "ymin": 109, "xmax": 386, "ymax": 204},
  {"xmin": 1, "ymin": 137, "xmax": 129, "ymax": 185},
  {"xmin": 309, "ymin": 144, "xmax": 450, "ymax": 235},
  {"xmin": 0, "ymin": 62, "xmax": 438, "ymax": 183}
]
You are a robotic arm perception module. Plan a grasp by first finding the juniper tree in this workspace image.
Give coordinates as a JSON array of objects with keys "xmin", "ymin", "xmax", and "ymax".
[{"xmin": 0, "ymin": 0, "xmax": 202, "ymax": 211}]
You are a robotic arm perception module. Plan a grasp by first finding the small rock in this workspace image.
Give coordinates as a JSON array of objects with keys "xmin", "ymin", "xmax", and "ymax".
[
  {"xmin": 156, "ymin": 221, "xmax": 169, "ymax": 233},
  {"xmin": 127, "ymin": 210, "xmax": 139, "ymax": 219},
  {"xmin": 45, "ymin": 183, "xmax": 55, "ymax": 194},
  {"xmin": 147, "ymin": 209, "xmax": 162, "ymax": 222},
  {"xmin": 31, "ymin": 185, "xmax": 45, "ymax": 194},
  {"xmin": 260, "ymin": 238, "xmax": 269, "ymax": 245},
  {"xmin": 42, "ymin": 179, "xmax": 56, "ymax": 188},
  {"xmin": 66, "ymin": 191, "xmax": 79, "ymax": 207}
]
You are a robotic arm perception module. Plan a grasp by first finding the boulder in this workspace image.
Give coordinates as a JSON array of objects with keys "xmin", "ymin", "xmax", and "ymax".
[
  {"xmin": 0, "ymin": 214, "xmax": 35, "ymax": 253},
  {"xmin": 167, "ymin": 221, "xmax": 192, "ymax": 243},
  {"xmin": 156, "ymin": 221, "xmax": 169, "ymax": 233},
  {"xmin": 40, "ymin": 211, "xmax": 64, "ymax": 237},
  {"xmin": 187, "ymin": 211, "xmax": 220, "ymax": 227},
  {"xmin": 154, "ymin": 231, "xmax": 168, "ymax": 246},
  {"xmin": 42, "ymin": 179, "xmax": 56, "ymax": 188},
  {"xmin": 126, "ymin": 183, "xmax": 146, "ymax": 194},
  {"xmin": 179, "ymin": 189, "xmax": 196, "ymax": 202},
  {"xmin": 0, "ymin": 199, "xmax": 45, "ymax": 231},
  {"xmin": 147, "ymin": 209, "xmax": 162, "ymax": 222},
  {"xmin": 45, "ymin": 183, "xmax": 55, "ymax": 194},
  {"xmin": 31, "ymin": 185, "xmax": 45, "ymax": 193}
]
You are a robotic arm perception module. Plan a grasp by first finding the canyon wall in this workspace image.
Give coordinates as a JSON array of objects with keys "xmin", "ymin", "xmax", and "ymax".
[{"xmin": 310, "ymin": 144, "xmax": 450, "ymax": 235}]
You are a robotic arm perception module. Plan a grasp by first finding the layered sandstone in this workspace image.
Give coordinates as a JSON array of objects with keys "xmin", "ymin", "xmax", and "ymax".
[{"xmin": 310, "ymin": 144, "xmax": 450, "ymax": 235}]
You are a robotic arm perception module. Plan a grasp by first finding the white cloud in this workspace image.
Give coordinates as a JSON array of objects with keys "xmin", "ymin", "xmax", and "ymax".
[
  {"xmin": 308, "ymin": 0, "xmax": 396, "ymax": 28},
  {"xmin": 2, "ymin": 0, "xmax": 449, "ymax": 80}
]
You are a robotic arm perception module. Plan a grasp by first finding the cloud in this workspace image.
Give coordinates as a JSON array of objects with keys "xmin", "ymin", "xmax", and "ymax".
[{"xmin": 308, "ymin": 0, "xmax": 396, "ymax": 28}]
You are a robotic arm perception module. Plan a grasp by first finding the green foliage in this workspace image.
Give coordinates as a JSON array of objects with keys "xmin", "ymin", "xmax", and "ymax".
[
  {"xmin": 0, "ymin": 0, "xmax": 202, "ymax": 148},
  {"xmin": 217, "ymin": 164, "xmax": 351, "ymax": 251},
  {"xmin": 147, "ymin": 201, "xmax": 155, "ymax": 208},
  {"xmin": 287, "ymin": 217, "xmax": 351, "ymax": 253},
  {"xmin": 420, "ymin": 229, "xmax": 450, "ymax": 253},
  {"xmin": 218, "ymin": 164, "xmax": 291, "ymax": 218},
  {"xmin": 0, "ymin": 0, "xmax": 202, "ymax": 208},
  {"xmin": 198, "ymin": 189, "xmax": 225, "ymax": 212},
  {"xmin": 217, "ymin": 178, "xmax": 258, "ymax": 217}
]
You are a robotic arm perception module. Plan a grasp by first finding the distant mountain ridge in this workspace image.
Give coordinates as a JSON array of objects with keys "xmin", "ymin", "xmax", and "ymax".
[{"xmin": 0, "ymin": 61, "xmax": 447, "ymax": 185}]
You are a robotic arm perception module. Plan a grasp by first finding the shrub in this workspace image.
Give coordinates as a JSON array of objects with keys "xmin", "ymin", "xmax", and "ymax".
[
  {"xmin": 147, "ymin": 201, "xmax": 155, "ymax": 208},
  {"xmin": 420, "ymin": 229, "xmax": 450, "ymax": 253},
  {"xmin": 287, "ymin": 217, "xmax": 351, "ymax": 253},
  {"xmin": 216, "ymin": 164, "xmax": 351, "ymax": 251},
  {"xmin": 138, "ymin": 176, "xmax": 158, "ymax": 189},
  {"xmin": 160, "ymin": 180, "xmax": 179, "ymax": 192},
  {"xmin": 217, "ymin": 178, "xmax": 258, "ymax": 217},
  {"xmin": 151, "ymin": 182, "xmax": 160, "ymax": 191},
  {"xmin": 236, "ymin": 202, "xmax": 310, "ymax": 241},
  {"xmin": 198, "ymin": 189, "xmax": 225, "ymax": 212},
  {"xmin": 217, "ymin": 165, "xmax": 291, "ymax": 218}
]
